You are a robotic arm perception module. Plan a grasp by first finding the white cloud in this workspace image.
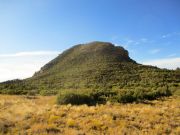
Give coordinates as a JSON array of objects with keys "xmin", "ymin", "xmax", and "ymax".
[
  {"xmin": 161, "ymin": 32, "xmax": 180, "ymax": 39},
  {"xmin": 162, "ymin": 34, "xmax": 171, "ymax": 38},
  {"xmin": 123, "ymin": 37, "xmax": 151, "ymax": 46},
  {"xmin": 126, "ymin": 39, "xmax": 140, "ymax": 45},
  {"xmin": 126, "ymin": 39, "xmax": 134, "ymax": 44},
  {"xmin": 0, "ymin": 51, "xmax": 59, "ymax": 58},
  {"xmin": 140, "ymin": 38, "xmax": 148, "ymax": 42},
  {"xmin": 142, "ymin": 57, "xmax": 180, "ymax": 69},
  {"xmin": 149, "ymin": 49, "xmax": 160, "ymax": 54},
  {"xmin": 168, "ymin": 53, "xmax": 176, "ymax": 57},
  {"xmin": 0, "ymin": 51, "xmax": 59, "ymax": 82}
]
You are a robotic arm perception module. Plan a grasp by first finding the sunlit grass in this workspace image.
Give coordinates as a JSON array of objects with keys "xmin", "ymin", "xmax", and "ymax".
[{"xmin": 0, "ymin": 95, "xmax": 179, "ymax": 134}]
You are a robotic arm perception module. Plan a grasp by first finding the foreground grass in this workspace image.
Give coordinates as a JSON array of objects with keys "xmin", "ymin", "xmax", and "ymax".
[{"xmin": 0, "ymin": 95, "xmax": 179, "ymax": 135}]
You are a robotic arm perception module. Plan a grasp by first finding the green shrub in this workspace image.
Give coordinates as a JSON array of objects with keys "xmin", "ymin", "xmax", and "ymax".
[
  {"xmin": 111, "ymin": 86, "xmax": 172, "ymax": 103},
  {"xmin": 56, "ymin": 86, "xmax": 172, "ymax": 105},
  {"xmin": 0, "ymin": 89, "xmax": 28, "ymax": 95},
  {"xmin": 173, "ymin": 89, "xmax": 180, "ymax": 96},
  {"xmin": 57, "ymin": 90, "xmax": 93, "ymax": 105},
  {"xmin": 113, "ymin": 90, "xmax": 136, "ymax": 103},
  {"xmin": 133, "ymin": 88, "xmax": 146, "ymax": 100},
  {"xmin": 90, "ymin": 89, "xmax": 117, "ymax": 104},
  {"xmin": 27, "ymin": 90, "xmax": 38, "ymax": 96},
  {"xmin": 40, "ymin": 90, "xmax": 58, "ymax": 96},
  {"xmin": 156, "ymin": 86, "xmax": 172, "ymax": 96},
  {"xmin": 56, "ymin": 89, "xmax": 118, "ymax": 105}
]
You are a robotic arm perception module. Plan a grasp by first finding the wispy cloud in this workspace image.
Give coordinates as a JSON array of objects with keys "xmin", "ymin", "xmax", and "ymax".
[
  {"xmin": 168, "ymin": 53, "xmax": 176, "ymax": 57},
  {"xmin": 161, "ymin": 32, "xmax": 180, "ymax": 39},
  {"xmin": 162, "ymin": 34, "xmax": 171, "ymax": 38},
  {"xmin": 110, "ymin": 36, "xmax": 150, "ymax": 47},
  {"xmin": 149, "ymin": 49, "xmax": 161, "ymax": 54},
  {"xmin": 124, "ymin": 39, "xmax": 140, "ymax": 46},
  {"xmin": 0, "ymin": 51, "xmax": 59, "ymax": 58},
  {"xmin": 142, "ymin": 57, "xmax": 180, "ymax": 69},
  {"xmin": 140, "ymin": 38, "xmax": 148, "ymax": 43},
  {"xmin": 0, "ymin": 51, "xmax": 59, "ymax": 82},
  {"xmin": 122, "ymin": 37, "xmax": 153, "ymax": 47}
]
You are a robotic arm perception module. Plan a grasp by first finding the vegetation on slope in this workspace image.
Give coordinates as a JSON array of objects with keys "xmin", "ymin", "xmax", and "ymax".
[{"xmin": 0, "ymin": 41, "xmax": 179, "ymax": 103}]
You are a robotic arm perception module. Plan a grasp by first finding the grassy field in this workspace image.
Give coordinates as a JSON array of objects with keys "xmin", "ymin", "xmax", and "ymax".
[{"xmin": 0, "ymin": 95, "xmax": 179, "ymax": 135}]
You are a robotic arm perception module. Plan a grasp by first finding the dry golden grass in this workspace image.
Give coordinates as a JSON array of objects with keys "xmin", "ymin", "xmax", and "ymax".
[{"xmin": 0, "ymin": 95, "xmax": 179, "ymax": 135}]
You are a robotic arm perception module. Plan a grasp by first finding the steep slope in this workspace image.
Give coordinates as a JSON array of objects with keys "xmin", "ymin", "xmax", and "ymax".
[
  {"xmin": 29, "ymin": 41, "xmax": 136, "ymax": 88},
  {"xmin": 0, "ymin": 41, "xmax": 180, "ymax": 95}
]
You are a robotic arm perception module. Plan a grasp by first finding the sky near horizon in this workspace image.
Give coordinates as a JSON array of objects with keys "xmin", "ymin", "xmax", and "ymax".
[{"xmin": 0, "ymin": 0, "xmax": 180, "ymax": 82}]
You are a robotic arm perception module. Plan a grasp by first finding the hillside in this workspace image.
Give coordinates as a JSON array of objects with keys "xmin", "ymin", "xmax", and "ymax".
[{"xmin": 0, "ymin": 41, "xmax": 180, "ymax": 96}]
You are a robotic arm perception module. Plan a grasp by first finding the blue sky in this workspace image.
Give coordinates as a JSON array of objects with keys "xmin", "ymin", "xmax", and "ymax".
[{"xmin": 0, "ymin": 0, "xmax": 180, "ymax": 81}]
